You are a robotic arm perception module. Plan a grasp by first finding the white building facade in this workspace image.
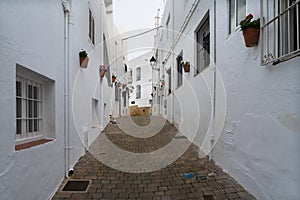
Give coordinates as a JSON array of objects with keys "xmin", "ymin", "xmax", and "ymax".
[
  {"xmin": 128, "ymin": 52, "xmax": 153, "ymax": 109},
  {"xmin": 154, "ymin": 0, "xmax": 300, "ymax": 199},
  {"xmin": 0, "ymin": 0, "xmax": 126, "ymax": 199}
]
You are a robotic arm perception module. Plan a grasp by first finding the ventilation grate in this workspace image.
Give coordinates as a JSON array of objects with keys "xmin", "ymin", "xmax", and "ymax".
[
  {"xmin": 202, "ymin": 194, "xmax": 215, "ymax": 200},
  {"xmin": 62, "ymin": 180, "xmax": 91, "ymax": 192}
]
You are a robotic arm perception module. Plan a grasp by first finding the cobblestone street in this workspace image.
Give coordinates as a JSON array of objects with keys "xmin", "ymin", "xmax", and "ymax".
[{"xmin": 52, "ymin": 117, "xmax": 255, "ymax": 200}]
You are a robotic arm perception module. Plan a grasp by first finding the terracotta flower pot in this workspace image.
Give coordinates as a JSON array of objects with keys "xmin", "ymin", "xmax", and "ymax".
[
  {"xmin": 242, "ymin": 28, "xmax": 260, "ymax": 47},
  {"xmin": 99, "ymin": 65, "xmax": 106, "ymax": 77},
  {"xmin": 112, "ymin": 77, "xmax": 116, "ymax": 83},
  {"xmin": 183, "ymin": 64, "xmax": 190, "ymax": 72},
  {"xmin": 100, "ymin": 70, "xmax": 106, "ymax": 77},
  {"xmin": 80, "ymin": 57, "xmax": 89, "ymax": 68}
]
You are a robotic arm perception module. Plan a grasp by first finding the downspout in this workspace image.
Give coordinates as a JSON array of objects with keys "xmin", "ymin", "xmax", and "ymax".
[
  {"xmin": 210, "ymin": 0, "xmax": 217, "ymax": 161},
  {"xmin": 62, "ymin": 0, "xmax": 70, "ymax": 177},
  {"xmin": 171, "ymin": 0, "xmax": 175, "ymax": 123}
]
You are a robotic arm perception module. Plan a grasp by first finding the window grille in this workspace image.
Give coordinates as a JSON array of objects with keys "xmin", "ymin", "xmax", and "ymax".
[{"xmin": 261, "ymin": 0, "xmax": 300, "ymax": 64}]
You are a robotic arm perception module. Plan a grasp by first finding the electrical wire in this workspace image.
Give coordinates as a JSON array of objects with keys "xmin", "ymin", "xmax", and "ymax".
[{"xmin": 121, "ymin": 26, "xmax": 162, "ymax": 41}]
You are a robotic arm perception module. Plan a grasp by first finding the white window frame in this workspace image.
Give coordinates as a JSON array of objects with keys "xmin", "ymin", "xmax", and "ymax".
[
  {"xmin": 261, "ymin": 0, "xmax": 300, "ymax": 65},
  {"xmin": 228, "ymin": 0, "xmax": 246, "ymax": 34},
  {"xmin": 16, "ymin": 76, "xmax": 43, "ymax": 144}
]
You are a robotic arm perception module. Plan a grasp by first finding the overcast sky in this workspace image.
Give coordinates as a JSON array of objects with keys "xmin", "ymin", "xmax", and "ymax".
[
  {"xmin": 113, "ymin": 0, "xmax": 165, "ymax": 60},
  {"xmin": 113, "ymin": 0, "xmax": 165, "ymax": 31}
]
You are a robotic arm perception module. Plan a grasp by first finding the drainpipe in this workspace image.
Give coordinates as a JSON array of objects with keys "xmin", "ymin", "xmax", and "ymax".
[
  {"xmin": 171, "ymin": 0, "xmax": 175, "ymax": 124},
  {"xmin": 62, "ymin": 0, "xmax": 70, "ymax": 177},
  {"xmin": 210, "ymin": 0, "xmax": 217, "ymax": 161}
]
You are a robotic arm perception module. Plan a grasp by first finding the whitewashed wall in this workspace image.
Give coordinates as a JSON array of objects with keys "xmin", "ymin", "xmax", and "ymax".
[
  {"xmin": 128, "ymin": 52, "xmax": 153, "ymax": 108},
  {"xmin": 0, "ymin": 1, "xmax": 65, "ymax": 200},
  {"xmin": 0, "ymin": 0, "xmax": 124, "ymax": 200},
  {"xmin": 157, "ymin": 0, "xmax": 300, "ymax": 199},
  {"xmin": 213, "ymin": 1, "xmax": 300, "ymax": 200}
]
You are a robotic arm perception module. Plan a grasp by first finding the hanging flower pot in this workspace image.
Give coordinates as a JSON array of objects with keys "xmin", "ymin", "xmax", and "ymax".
[
  {"xmin": 240, "ymin": 14, "xmax": 260, "ymax": 47},
  {"xmin": 79, "ymin": 50, "xmax": 89, "ymax": 68},
  {"xmin": 99, "ymin": 65, "xmax": 106, "ymax": 78},
  {"xmin": 112, "ymin": 74, "xmax": 117, "ymax": 83},
  {"xmin": 166, "ymin": 68, "xmax": 171, "ymax": 75},
  {"xmin": 183, "ymin": 63, "xmax": 190, "ymax": 72},
  {"xmin": 181, "ymin": 61, "xmax": 190, "ymax": 72},
  {"xmin": 242, "ymin": 28, "xmax": 260, "ymax": 47}
]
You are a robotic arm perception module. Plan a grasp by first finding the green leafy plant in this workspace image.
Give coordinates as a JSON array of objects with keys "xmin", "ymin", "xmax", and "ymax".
[
  {"xmin": 240, "ymin": 14, "xmax": 260, "ymax": 31},
  {"xmin": 79, "ymin": 50, "xmax": 88, "ymax": 58},
  {"xmin": 112, "ymin": 74, "xmax": 117, "ymax": 78}
]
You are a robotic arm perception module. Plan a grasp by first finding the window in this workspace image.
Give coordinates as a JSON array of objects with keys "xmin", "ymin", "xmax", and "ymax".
[
  {"xmin": 115, "ymin": 84, "xmax": 119, "ymax": 101},
  {"xmin": 136, "ymin": 67, "xmax": 141, "ymax": 81},
  {"xmin": 128, "ymin": 70, "xmax": 133, "ymax": 84},
  {"xmin": 136, "ymin": 85, "xmax": 141, "ymax": 99},
  {"xmin": 228, "ymin": 0, "xmax": 246, "ymax": 34},
  {"xmin": 261, "ymin": 0, "xmax": 300, "ymax": 64},
  {"xmin": 122, "ymin": 91, "xmax": 126, "ymax": 107},
  {"xmin": 16, "ymin": 76, "xmax": 42, "ymax": 141},
  {"xmin": 176, "ymin": 54, "xmax": 183, "ymax": 88},
  {"xmin": 196, "ymin": 12, "xmax": 210, "ymax": 74},
  {"xmin": 166, "ymin": 14, "xmax": 170, "ymax": 40},
  {"xmin": 89, "ymin": 9, "xmax": 95, "ymax": 45},
  {"xmin": 168, "ymin": 73, "xmax": 172, "ymax": 95},
  {"xmin": 92, "ymin": 98, "xmax": 99, "ymax": 127},
  {"xmin": 15, "ymin": 64, "xmax": 55, "ymax": 148}
]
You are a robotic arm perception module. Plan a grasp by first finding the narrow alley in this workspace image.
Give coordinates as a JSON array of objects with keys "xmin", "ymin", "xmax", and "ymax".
[
  {"xmin": 52, "ymin": 116, "xmax": 255, "ymax": 200},
  {"xmin": 1, "ymin": 0, "xmax": 299, "ymax": 200}
]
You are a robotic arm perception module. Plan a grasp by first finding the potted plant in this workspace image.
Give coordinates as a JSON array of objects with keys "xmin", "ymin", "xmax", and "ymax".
[
  {"xmin": 240, "ymin": 14, "xmax": 260, "ymax": 47},
  {"xmin": 181, "ymin": 61, "xmax": 190, "ymax": 72},
  {"xmin": 112, "ymin": 74, "xmax": 117, "ymax": 82},
  {"xmin": 79, "ymin": 49, "xmax": 89, "ymax": 68},
  {"xmin": 160, "ymin": 79, "xmax": 165, "ymax": 87},
  {"xmin": 99, "ymin": 65, "xmax": 106, "ymax": 77}
]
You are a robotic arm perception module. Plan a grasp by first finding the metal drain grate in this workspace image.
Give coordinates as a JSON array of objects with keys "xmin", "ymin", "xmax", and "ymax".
[
  {"xmin": 62, "ymin": 180, "xmax": 91, "ymax": 192},
  {"xmin": 202, "ymin": 194, "xmax": 215, "ymax": 200}
]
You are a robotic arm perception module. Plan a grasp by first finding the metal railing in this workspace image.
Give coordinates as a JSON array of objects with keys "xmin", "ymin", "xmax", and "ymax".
[{"xmin": 261, "ymin": 0, "xmax": 300, "ymax": 65}]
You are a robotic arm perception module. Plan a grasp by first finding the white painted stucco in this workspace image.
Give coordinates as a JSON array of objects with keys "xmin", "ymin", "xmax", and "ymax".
[
  {"xmin": 155, "ymin": 0, "xmax": 300, "ymax": 199},
  {"xmin": 0, "ymin": 1, "xmax": 126, "ymax": 199},
  {"xmin": 128, "ymin": 51, "xmax": 153, "ymax": 108}
]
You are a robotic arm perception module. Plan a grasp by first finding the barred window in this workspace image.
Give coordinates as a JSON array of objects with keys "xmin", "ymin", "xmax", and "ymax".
[
  {"xmin": 16, "ymin": 76, "xmax": 42, "ymax": 141},
  {"xmin": 261, "ymin": 0, "xmax": 300, "ymax": 64}
]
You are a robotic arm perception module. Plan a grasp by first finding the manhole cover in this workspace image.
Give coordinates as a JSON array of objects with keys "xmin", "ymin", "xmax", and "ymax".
[
  {"xmin": 202, "ymin": 194, "xmax": 215, "ymax": 200},
  {"xmin": 62, "ymin": 180, "xmax": 91, "ymax": 192}
]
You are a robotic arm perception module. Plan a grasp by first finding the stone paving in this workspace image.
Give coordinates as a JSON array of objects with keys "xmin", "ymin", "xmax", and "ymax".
[{"xmin": 52, "ymin": 116, "xmax": 256, "ymax": 200}]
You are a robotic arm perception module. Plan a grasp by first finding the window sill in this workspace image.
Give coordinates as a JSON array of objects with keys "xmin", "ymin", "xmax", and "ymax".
[{"xmin": 15, "ymin": 139, "xmax": 53, "ymax": 151}]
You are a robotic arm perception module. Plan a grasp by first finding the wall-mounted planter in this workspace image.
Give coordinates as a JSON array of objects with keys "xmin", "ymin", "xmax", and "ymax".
[
  {"xmin": 183, "ymin": 63, "xmax": 190, "ymax": 72},
  {"xmin": 112, "ymin": 76, "xmax": 116, "ymax": 83},
  {"xmin": 79, "ymin": 57, "xmax": 89, "ymax": 68},
  {"xmin": 166, "ymin": 68, "xmax": 171, "ymax": 75},
  {"xmin": 79, "ymin": 50, "xmax": 89, "ymax": 68},
  {"xmin": 242, "ymin": 28, "xmax": 260, "ymax": 47},
  {"xmin": 99, "ymin": 65, "xmax": 106, "ymax": 77}
]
